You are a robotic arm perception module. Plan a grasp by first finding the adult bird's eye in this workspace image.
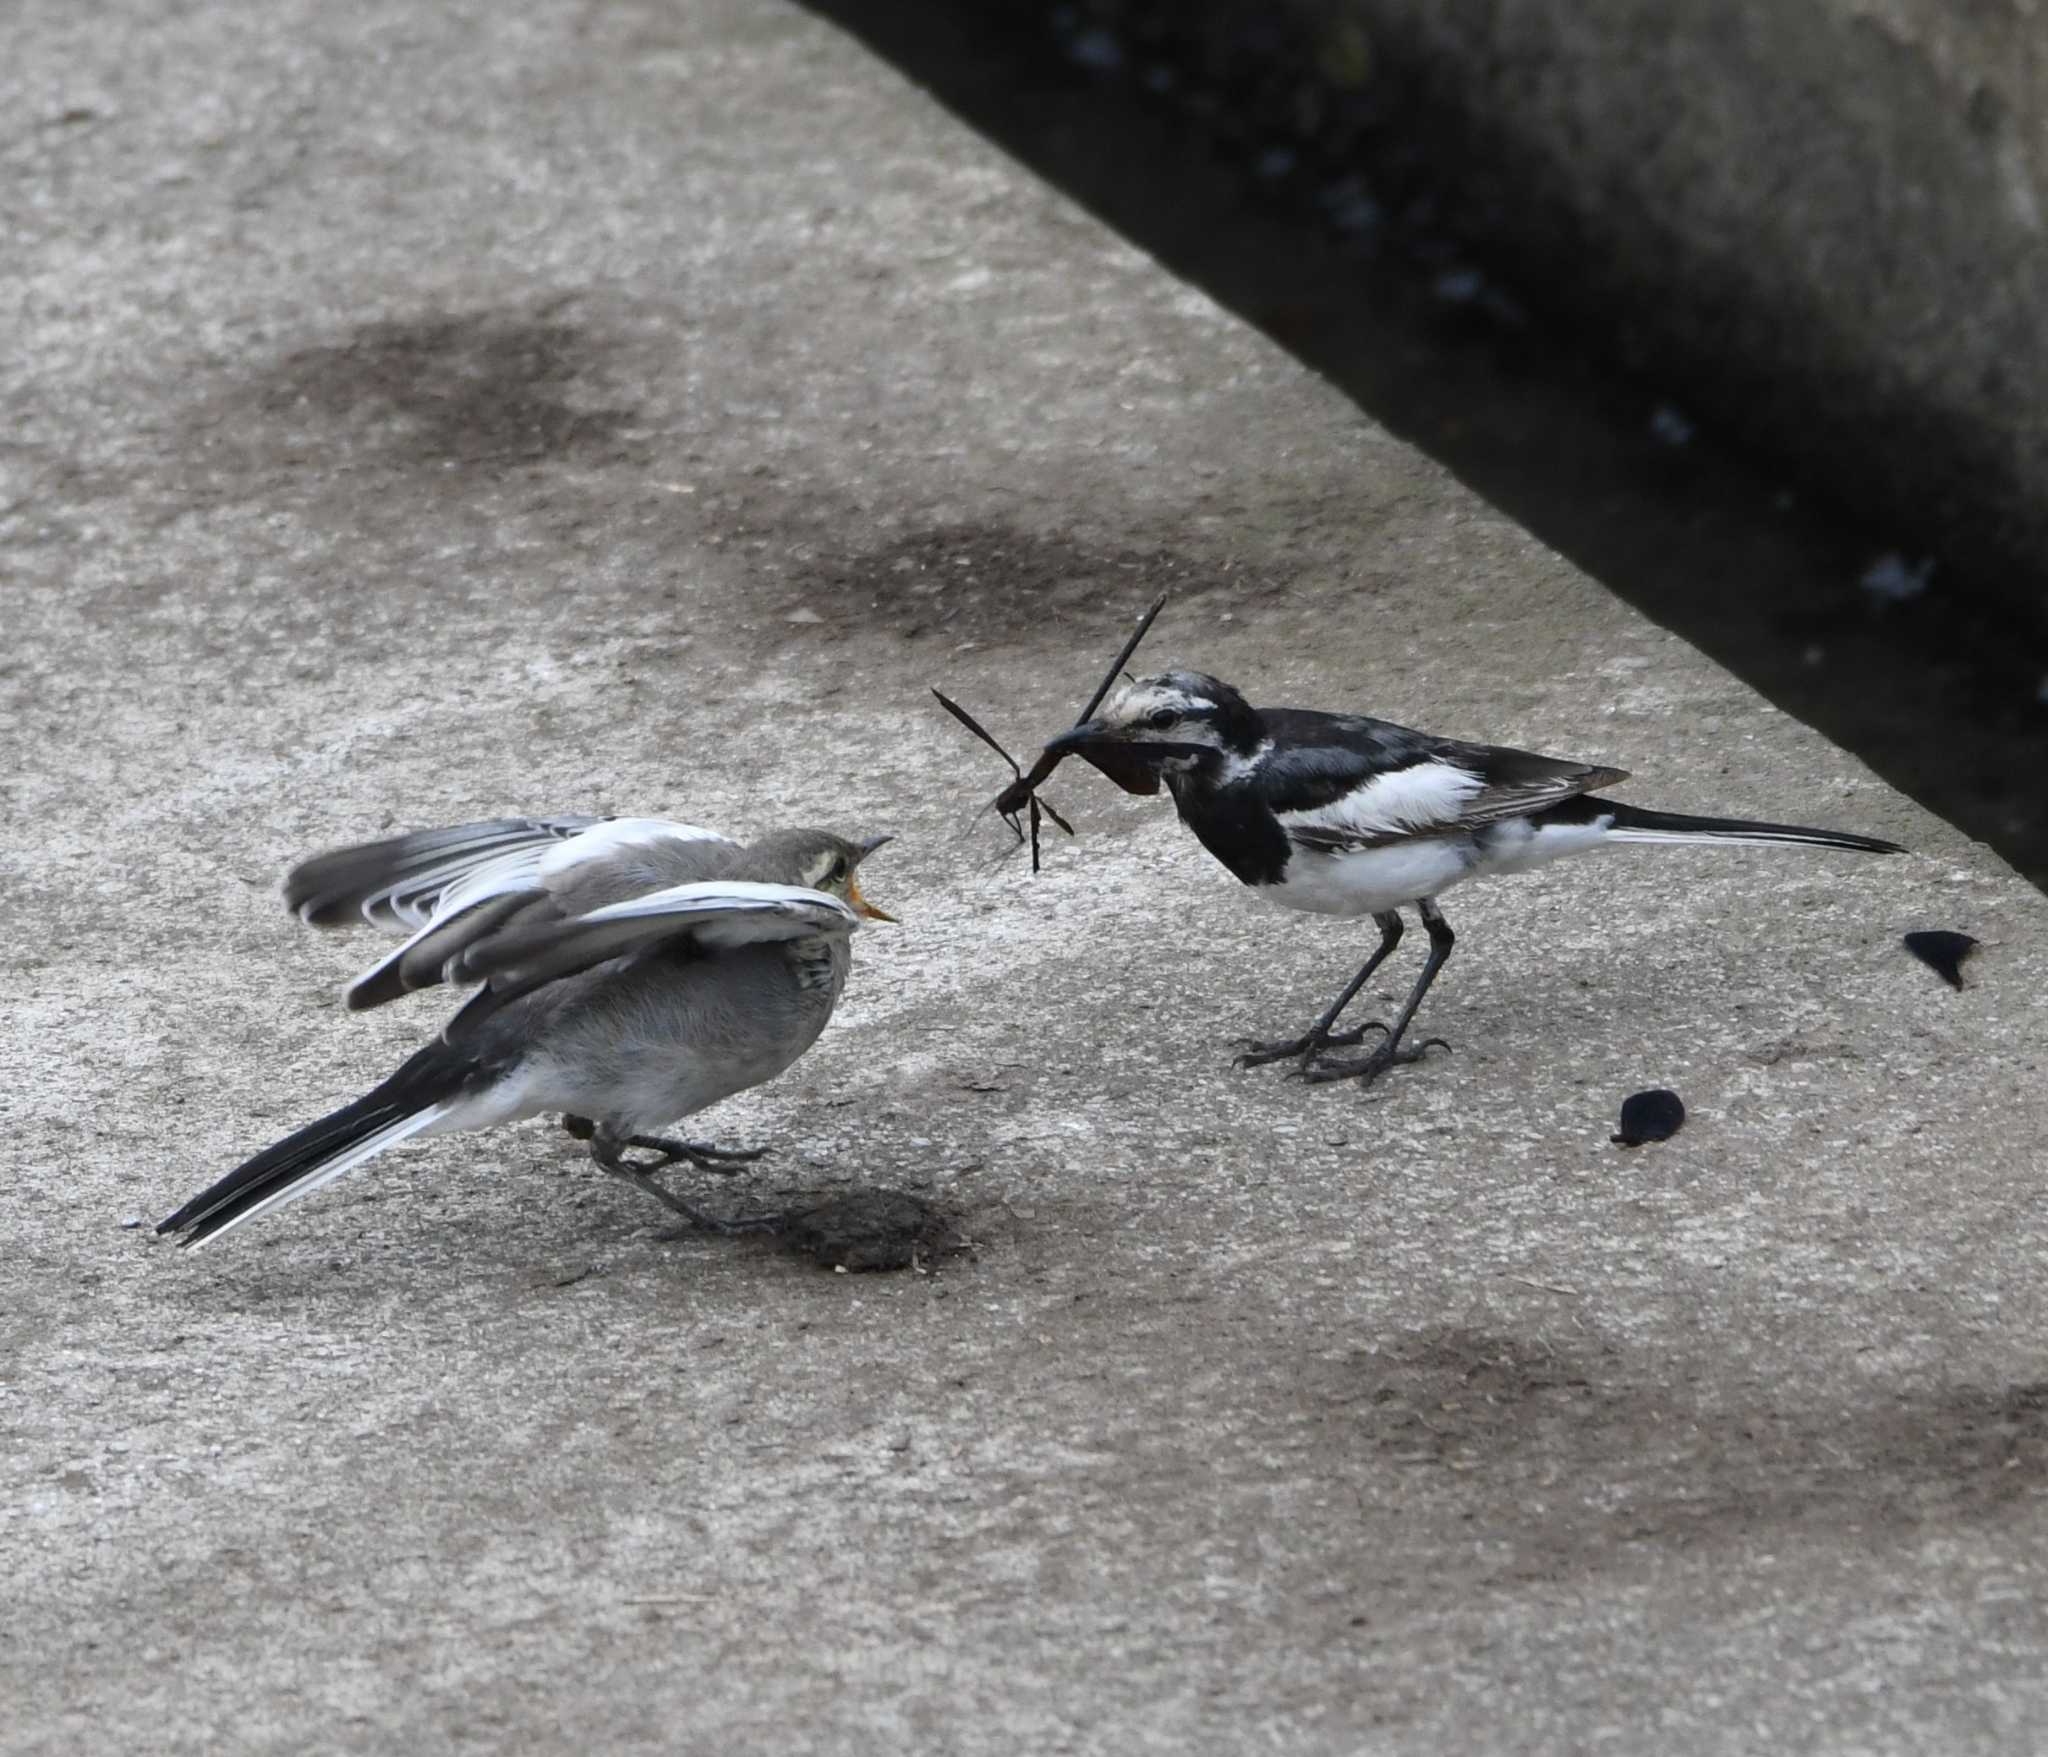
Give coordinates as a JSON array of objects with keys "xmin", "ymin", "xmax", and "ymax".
[
  {"xmin": 826, "ymin": 857, "xmax": 847, "ymax": 884},
  {"xmin": 1147, "ymin": 707, "xmax": 1178, "ymax": 730}
]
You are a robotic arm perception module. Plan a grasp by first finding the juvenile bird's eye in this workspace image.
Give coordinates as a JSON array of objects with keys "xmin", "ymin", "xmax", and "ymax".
[
  {"xmin": 1147, "ymin": 707, "xmax": 1178, "ymax": 730},
  {"xmin": 825, "ymin": 857, "xmax": 847, "ymax": 884}
]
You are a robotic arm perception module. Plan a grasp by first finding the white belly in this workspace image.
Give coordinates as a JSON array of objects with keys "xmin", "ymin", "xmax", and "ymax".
[{"xmin": 1272, "ymin": 837, "xmax": 1479, "ymax": 917}]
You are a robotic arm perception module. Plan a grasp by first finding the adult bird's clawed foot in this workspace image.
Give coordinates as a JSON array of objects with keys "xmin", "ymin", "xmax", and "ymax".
[
  {"xmin": 1292, "ymin": 1036, "xmax": 1452, "ymax": 1088},
  {"xmin": 1232, "ymin": 1021, "xmax": 1387, "ymax": 1070}
]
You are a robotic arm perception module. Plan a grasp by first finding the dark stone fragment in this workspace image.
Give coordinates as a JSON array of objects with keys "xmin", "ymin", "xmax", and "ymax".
[
  {"xmin": 1902, "ymin": 930, "xmax": 1979, "ymax": 991},
  {"xmin": 1612, "ymin": 1088, "xmax": 1685, "ymax": 1147}
]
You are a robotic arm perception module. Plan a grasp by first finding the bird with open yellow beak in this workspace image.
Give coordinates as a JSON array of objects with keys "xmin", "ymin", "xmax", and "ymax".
[{"xmin": 158, "ymin": 815, "xmax": 896, "ymax": 1247}]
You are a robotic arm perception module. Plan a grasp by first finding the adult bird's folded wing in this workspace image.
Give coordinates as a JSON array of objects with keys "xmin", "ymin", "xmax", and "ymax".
[
  {"xmin": 445, "ymin": 881, "xmax": 860, "ymax": 1026},
  {"xmin": 1435, "ymin": 741, "xmax": 1631, "ymax": 830},
  {"xmin": 1262, "ymin": 717, "xmax": 1628, "ymax": 853}
]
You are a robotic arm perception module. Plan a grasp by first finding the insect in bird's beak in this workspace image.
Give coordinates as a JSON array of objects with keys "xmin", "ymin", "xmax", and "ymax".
[{"xmin": 930, "ymin": 592, "xmax": 1171, "ymax": 870}]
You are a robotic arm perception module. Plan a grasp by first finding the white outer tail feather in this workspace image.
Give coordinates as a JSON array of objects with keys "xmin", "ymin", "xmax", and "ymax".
[
  {"xmin": 185, "ymin": 1103, "xmax": 453, "ymax": 1251},
  {"xmin": 1601, "ymin": 825, "xmax": 1873, "ymax": 850}
]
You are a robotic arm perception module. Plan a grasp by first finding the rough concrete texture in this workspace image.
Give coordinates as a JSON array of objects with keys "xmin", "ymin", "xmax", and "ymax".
[
  {"xmin": 1070, "ymin": 0, "xmax": 2048, "ymax": 618},
  {"xmin": 4, "ymin": 2, "xmax": 2047, "ymax": 1752}
]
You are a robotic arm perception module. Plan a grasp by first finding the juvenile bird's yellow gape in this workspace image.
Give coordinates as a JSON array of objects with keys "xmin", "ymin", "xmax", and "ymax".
[{"xmin": 157, "ymin": 816, "xmax": 894, "ymax": 1247}]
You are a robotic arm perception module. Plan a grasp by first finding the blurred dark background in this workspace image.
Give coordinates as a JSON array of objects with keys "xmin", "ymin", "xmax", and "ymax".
[{"xmin": 808, "ymin": 0, "xmax": 2048, "ymax": 887}]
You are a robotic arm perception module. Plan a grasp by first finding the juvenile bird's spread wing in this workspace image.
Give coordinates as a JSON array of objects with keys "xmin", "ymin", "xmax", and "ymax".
[
  {"xmin": 445, "ymin": 880, "xmax": 859, "ymax": 1020},
  {"xmin": 283, "ymin": 816, "xmax": 741, "ymax": 1011},
  {"xmin": 286, "ymin": 816, "xmax": 610, "ymax": 930},
  {"xmin": 1258, "ymin": 711, "xmax": 1627, "ymax": 853}
]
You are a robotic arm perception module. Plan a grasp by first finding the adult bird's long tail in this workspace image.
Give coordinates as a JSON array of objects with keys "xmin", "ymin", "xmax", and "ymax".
[
  {"xmin": 157, "ymin": 1047, "xmax": 461, "ymax": 1250},
  {"xmin": 1587, "ymin": 799, "xmax": 1906, "ymax": 855}
]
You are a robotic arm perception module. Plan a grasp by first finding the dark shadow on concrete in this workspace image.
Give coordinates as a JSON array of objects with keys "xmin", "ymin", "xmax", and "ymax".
[
  {"xmin": 255, "ymin": 311, "xmax": 638, "ymax": 469},
  {"xmin": 1309, "ymin": 1325, "xmax": 2048, "ymax": 1581}
]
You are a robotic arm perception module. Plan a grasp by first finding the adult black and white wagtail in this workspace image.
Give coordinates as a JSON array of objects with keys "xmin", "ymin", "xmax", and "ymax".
[
  {"xmin": 157, "ymin": 817, "xmax": 894, "ymax": 1248},
  {"xmin": 1042, "ymin": 670, "xmax": 1905, "ymax": 1087}
]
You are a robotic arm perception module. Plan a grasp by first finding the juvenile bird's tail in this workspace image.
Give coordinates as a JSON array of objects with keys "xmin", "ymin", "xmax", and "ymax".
[
  {"xmin": 157, "ymin": 1050, "xmax": 461, "ymax": 1250},
  {"xmin": 1589, "ymin": 798, "xmax": 1906, "ymax": 855}
]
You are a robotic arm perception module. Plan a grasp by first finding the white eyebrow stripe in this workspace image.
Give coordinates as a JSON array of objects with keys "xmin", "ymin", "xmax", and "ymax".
[{"xmin": 1104, "ymin": 680, "xmax": 1206, "ymax": 724}]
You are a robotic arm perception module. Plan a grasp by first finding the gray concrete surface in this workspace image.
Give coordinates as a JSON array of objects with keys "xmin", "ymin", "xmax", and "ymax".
[{"xmin": 4, "ymin": 2, "xmax": 2047, "ymax": 1752}]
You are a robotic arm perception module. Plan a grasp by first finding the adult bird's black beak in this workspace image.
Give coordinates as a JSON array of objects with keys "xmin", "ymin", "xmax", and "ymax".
[
  {"xmin": 1042, "ymin": 722, "xmax": 1109, "ymax": 756},
  {"xmin": 1043, "ymin": 722, "xmax": 1166, "ymax": 796}
]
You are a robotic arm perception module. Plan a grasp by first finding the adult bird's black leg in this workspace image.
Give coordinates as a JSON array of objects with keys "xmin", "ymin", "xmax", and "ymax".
[
  {"xmin": 1300, "ymin": 900, "xmax": 1456, "ymax": 1088},
  {"xmin": 1235, "ymin": 910, "xmax": 1403, "ymax": 1068},
  {"xmin": 587, "ymin": 1130, "xmax": 780, "ymax": 1234}
]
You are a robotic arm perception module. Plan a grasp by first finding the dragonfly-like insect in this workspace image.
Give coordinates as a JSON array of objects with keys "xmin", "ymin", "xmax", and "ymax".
[{"xmin": 931, "ymin": 593, "xmax": 1168, "ymax": 872}]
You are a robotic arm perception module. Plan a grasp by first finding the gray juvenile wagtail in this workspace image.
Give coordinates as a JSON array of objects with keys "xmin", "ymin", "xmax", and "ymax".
[{"xmin": 158, "ymin": 816, "xmax": 894, "ymax": 1247}]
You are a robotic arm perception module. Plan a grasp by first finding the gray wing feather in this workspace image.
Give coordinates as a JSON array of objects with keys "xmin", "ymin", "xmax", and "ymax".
[
  {"xmin": 449, "ymin": 883, "xmax": 858, "ymax": 1023},
  {"xmin": 343, "ymin": 889, "xmax": 553, "ymax": 1012},
  {"xmin": 286, "ymin": 817, "xmax": 603, "ymax": 930},
  {"xmin": 293, "ymin": 815, "xmax": 742, "ymax": 1009}
]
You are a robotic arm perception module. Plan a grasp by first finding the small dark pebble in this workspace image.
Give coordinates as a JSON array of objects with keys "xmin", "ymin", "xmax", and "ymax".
[
  {"xmin": 1612, "ymin": 1088, "xmax": 1685, "ymax": 1147},
  {"xmin": 772, "ymin": 1190, "xmax": 959, "ymax": 1273},
  {"xmin": 1902, "ymin": 930, "xmax": 1979, "ymax": 991}
]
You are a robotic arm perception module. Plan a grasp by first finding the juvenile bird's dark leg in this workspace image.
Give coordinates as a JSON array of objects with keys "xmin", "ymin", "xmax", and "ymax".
[
  {"xmin": 1235, "ymin": 910, "xmax": 1403, "ymax": 1068},
  {"xmin": 624, "ymin": 1135, "xmax": 768, "ymax": 1172},
  {"xmin": 588, "ymin": 1131, "xmax": 780, "ymax": 1234},
  {"xmin": 562, "ymin": 1114, "xmax": 764, "ymax": 1173},
  {"xmin": 1300, "ymin": 901, "xmax": 1455, "ymax": 1088}
]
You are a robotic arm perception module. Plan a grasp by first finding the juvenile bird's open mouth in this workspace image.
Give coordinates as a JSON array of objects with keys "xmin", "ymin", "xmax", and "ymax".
[
  {"xmin": 850, "ymin": 834, "xmax": 896, "ymax": 920},
  {"xmin": 848, "ymin": 874, "xmax": 896, "ymax": 922}
]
